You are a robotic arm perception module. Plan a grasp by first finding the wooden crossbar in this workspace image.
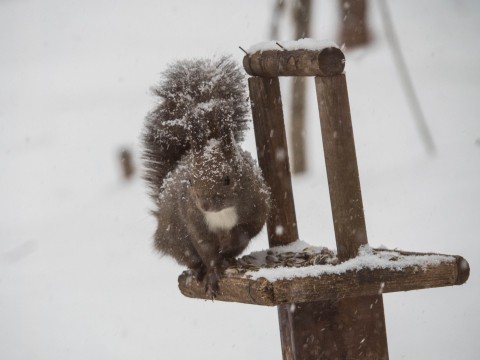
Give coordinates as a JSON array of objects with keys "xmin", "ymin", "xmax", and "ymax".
[{"xmin": 243, "ymin": 47, "xmax": 345, "ymax": 77}]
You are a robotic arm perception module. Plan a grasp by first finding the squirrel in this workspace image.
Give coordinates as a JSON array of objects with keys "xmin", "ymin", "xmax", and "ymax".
[{"xmin": 142, "ymin": 57, "xmax": 270, "ymax": 297}]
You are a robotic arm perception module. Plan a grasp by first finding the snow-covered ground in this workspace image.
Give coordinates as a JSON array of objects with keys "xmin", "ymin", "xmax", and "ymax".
[{"xmin": 1, "ymin": 0, "xmax": 479, "ymax": 359}]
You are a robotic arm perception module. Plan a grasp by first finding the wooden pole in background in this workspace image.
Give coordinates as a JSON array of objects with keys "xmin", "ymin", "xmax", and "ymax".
[
  {"xmin": 290, "ymin": 0, "xmax": 312, "ymax": 174},
  {"xmin": 338, "ymin": 0, "xmax": 371, "ymax": 48}
]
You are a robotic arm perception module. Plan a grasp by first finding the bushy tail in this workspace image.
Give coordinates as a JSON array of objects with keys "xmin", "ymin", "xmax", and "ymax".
[{"xmin": 142, "ymin": 56, "xmax": 249, "ymax": 200}]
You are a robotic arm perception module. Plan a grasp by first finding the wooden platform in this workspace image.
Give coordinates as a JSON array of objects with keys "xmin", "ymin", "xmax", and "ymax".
[{"xmin": 178, "ymin": 247, "xmax": 469, "ymax": 306}]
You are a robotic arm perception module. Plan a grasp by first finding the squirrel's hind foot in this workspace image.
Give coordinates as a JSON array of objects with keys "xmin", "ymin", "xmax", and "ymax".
[
  {"xmin": 204, "ymin": 269, "xmax": 220, "ymax": 299},
  {"xmin": 189, "ymin": 263, "xmax": 207, "ymax": 283}
]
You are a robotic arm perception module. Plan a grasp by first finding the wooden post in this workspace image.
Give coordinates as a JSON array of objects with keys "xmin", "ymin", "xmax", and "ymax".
[
  {"xmin": 247, "ymin": 71, "xmax": 389, "ymax": 359},
  {"xmin": 248, "ymin": 74, "xmax": 389, "ymax": 359},
  {"xmin": 315, "ymin": 74, "xmax": 367, "ymax": 261},
  {"xmin": 311, "ymin": 73, "xmax": 389, "ymax": 359},
  {"xmin": 248, "ymin": 77, "xmax": 299, "ymax": 247},
  {"xmin": 248, "ymin": 76, "xmax": 299, "ymax": 360},
  {"xmin": 277, "ymin": 296, "xmax": 388, "ymax": 359}
]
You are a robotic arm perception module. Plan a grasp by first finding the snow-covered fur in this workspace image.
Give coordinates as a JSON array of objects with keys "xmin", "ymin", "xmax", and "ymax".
[
  {"xmin": 143, "ymin": 57, "xmax": 249, "ymax": 200},
  {"xmin": 142, "ymin": 57, "xmax": 270, "ymax": 297}
]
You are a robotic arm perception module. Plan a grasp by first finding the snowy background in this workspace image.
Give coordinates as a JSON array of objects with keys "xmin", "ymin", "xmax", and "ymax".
[{"xmin": 1, "ymin": 0, "xmax": 479, "ymax": 359}]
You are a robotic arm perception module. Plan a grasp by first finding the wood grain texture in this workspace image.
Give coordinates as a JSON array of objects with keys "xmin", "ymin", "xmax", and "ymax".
[
  {"xmin": 282, "ymin": 296, "xmax": 388, "ymax": 359},
  {"xmin": 315, "ymin": 74, "xmax": 368, "ymax": 261},
  {"xmin": 303, "ymin": 73, "xmax": 388, "ymax": 358},
  {"xmin": 243, "ymin": 48, "xmax": 345, "ymax": 77},
  {"xmin": 277, "ymin": 304, "xmax": 296, "ymax": 360},
  {"xmin": 248, "ymin": 77, "xmax": 298, "ymax": 247},
  {"xmin": 178, "ymin": 253, "xmax": 469, "ymax": 306}
]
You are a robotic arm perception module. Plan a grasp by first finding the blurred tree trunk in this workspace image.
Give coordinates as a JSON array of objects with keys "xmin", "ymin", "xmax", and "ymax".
[
  {"xmin": 270, "ymin": 0, "xmax": 286, "ymax": 39},
  {"xmin": 338, "ymin": 0, "xmax": 371, "ymax": 48},
  {"xmin": 290, "ymin": 0, "xmax": 311, "ymax": 174}
]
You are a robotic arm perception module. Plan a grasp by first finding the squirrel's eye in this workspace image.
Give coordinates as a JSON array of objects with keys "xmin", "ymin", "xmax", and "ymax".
[{"xmin": 223, "ymin": 175, "xmax": 230, "ymax": 186}]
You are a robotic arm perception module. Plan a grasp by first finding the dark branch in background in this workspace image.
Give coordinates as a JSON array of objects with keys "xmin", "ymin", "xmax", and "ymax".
[
  {"xmin": 378, "ymin": 0, "xmax": 436, "ymax": 154},
  {"xmin": 119, "ymin": 147, "xmax": 135, "ymax": 180}
]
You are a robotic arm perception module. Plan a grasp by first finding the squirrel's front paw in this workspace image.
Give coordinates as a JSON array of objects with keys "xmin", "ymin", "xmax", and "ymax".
[
  {"xmin": 204, "ymin": 270, "xmax": 220, "ymax": 299},
  {"xmin": 222, "ymin": 256, "xmax": 238, "ymax": 268}
]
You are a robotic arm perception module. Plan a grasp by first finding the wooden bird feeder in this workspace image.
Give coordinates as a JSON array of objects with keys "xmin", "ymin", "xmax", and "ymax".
[{"xmin": 178, "ymin": 42, "xmax": 470, "ymax": 359}]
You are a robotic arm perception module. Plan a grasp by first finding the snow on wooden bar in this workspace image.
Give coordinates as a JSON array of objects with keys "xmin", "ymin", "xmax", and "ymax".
[
  {"xmin": 246, "ymin": 39, "xmax": 338, "ymax": 53},
  {"xmin": 178, "ymin": 241, "xmax": 470, "ymax": 306},
  {"xmin": 243, "ymin": 38, "xmax": 345, "ymax": 77}
]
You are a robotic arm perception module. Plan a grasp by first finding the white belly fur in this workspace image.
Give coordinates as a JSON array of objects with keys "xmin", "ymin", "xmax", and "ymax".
[{"xmin": 203, "ymin": 206, "xmax": 238, "ymax": 232}]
